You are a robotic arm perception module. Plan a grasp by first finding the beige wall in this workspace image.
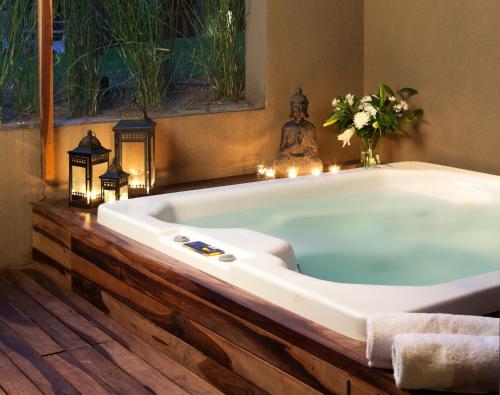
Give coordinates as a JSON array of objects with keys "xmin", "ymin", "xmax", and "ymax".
[
  {"xmin": 364, "ymin": 0, "xmax": 500, "ymax": 174},
  {"xmin": 1, "ymin": 0, "xmax": 364, "ymax": 268},
  {"xmin": 0, "ymin": 128, "xmax": 43, "ymax": 268}
]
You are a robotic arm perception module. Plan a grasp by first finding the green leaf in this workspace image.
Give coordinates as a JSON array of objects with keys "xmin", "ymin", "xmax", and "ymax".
[
  {"xmin": 339, "ymin": 118, "xmax": 351, "ymax": 130},
  {"xmin": 358, "ymin": 129, "xmax": 370, "ymax": 137},
  {"xmin": 383, "ymin": 84, "xmax": 395, "ymax": 96},
  {"xmin": 398, "ymin": 87, "xmax": 418, "ymax": 96}
]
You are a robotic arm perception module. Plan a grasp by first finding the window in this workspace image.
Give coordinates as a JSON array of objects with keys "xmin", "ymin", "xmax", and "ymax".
[
  {"xmin": 0, "ymin": 0, "xmax": 266, "ymax": 129},
  {"xmin": 53, "ymin": 0, "xmax": 246, "ymax": 121},
  {"xmin": 0, "ymin": 0, "xmax": 38, "ymax": 125}
]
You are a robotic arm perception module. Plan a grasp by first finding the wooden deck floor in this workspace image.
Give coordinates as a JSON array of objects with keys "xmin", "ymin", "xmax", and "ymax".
[{"xmin": 0, "ymin": 270, "xmax": 222, "ymax": 395}]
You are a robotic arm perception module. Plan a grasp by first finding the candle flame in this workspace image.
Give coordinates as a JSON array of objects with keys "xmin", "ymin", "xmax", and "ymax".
[
  {"xmin": 287, "ymin": 167, "xmax": 298, "ymax": 178},
  {"xmin": 311, "ymin": 167, "xmax": 322, "ymax": 176},
  {"xmin": 329, "ymin": 164, "xmax": 341, "ymax": 174},
  {"xmin": 265, "ymin": 168, "xmax": 275, "ymax": 179}
]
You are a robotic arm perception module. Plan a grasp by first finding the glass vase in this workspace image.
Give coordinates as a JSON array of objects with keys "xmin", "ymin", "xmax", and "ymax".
[{"xmin": 361, "ymin": 138, "xmax": 381, "ymax": 167}]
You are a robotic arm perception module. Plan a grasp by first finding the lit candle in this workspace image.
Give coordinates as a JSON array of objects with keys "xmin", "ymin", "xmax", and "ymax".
[
  {"xmin": 256, "ymin": 163, "xmax": 266, "ymax": 179},
  {"xmin": 287, "ymin": 167, "xmax": 298, "ymax": 178},
  {"xmin": 311, "ymin": 167, "xmax": 322, "ymax": 176},
  {"xmin": 129, "ymin": 168, "xmax": 144, "ymax": 189},
  {"xmin": 86, "ymin": 189, "xmax": 98, "ymax": 203},
  {"xmin": 265, "ymin": 168, "xmax": 275, "ymax": 179},
  {"xmin": 105, "ymin": 193, "xmax": 116, "ymax": 203},
  {"xmin": 73, "ymin": 184, "xmax": 86, "ymax": 195},
  {"xmin": 329, "ymin": 164, "xmax": 341, "ymax": 174}
]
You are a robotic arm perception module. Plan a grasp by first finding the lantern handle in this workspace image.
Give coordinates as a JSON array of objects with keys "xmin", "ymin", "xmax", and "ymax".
[{"xmin": 130, "ymin": 96, "xmax": 153, "ymax": 123}]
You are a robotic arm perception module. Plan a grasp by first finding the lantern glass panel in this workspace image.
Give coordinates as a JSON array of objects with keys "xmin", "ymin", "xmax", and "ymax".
[
  {"xmin": 122, "ymin": 142, "xmax": 145, "ymax": 188},
  {"xmin": 71, "ymin": 166, "xmax": 87, "ymax": 195},
  {"xmin": 120, "ymin": 185, "xmax": 129, "ymax": 200},
  {"xmin": 104, "ymin": 189, "xmax": 116, "ymax": 203},
  {"xmin": 92, "ymin": 162, "xmax": 108, "ymax": 199}
]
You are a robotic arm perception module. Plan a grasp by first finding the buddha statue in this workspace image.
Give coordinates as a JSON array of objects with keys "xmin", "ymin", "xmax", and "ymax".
[{"xmin": 273, "ymin": 87, "xmax": 323, "ymax": 177}]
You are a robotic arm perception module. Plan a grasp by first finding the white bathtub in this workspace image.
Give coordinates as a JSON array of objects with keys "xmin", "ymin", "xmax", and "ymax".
[{"xmin": 97, "ymin": 162, "xmax": 500, "ymax": 340}]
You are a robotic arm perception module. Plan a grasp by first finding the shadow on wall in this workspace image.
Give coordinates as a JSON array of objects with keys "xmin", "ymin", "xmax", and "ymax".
[{"xmin": 381, "ymin": 118, "xmax": 430, "ymax": 163}]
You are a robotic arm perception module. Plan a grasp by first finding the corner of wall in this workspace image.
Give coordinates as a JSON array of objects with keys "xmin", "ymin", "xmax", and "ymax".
[
  {"xmin": 245, "ymin": 0, "xmax": 267, "ymax": 108},
  {"xmin": 361, "ymin": 0, "xmax": 367, "ymax": 94}
]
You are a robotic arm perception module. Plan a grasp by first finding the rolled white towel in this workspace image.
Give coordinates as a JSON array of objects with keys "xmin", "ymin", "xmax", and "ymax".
[
  {"xmin": 366, "ymin": 313, "xmax": 499, "ymax": 368},
  {"xmin": 392, "ymin": 333, "xmax": 499, "ymax": 393}
]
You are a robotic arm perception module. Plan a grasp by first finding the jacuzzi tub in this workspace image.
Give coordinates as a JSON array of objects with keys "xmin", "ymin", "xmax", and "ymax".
[{"xmin": 97, "ymin": 162, "xmax": 500, "ymax": 340}]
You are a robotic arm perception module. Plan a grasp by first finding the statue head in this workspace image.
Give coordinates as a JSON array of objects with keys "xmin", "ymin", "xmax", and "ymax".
[{"xmin": 289, "ymin": 87, "xmax": 309, "ymax": 121}]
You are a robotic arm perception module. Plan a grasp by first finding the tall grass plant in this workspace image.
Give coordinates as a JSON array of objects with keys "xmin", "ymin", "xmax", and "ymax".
[
  {"xmin": 102, "ymin": 0, "xmax": 177, "ymax": 111},
  {"xmin": 181, "ymin": 0, "xmax": 245, "ymax": 101},
  {"xmin": 0, "ymin": 0, "xmax": 37, "ymax": 121},
  {"xmin": 56, "ymin": 0, "xmax": 106, "ymax": 118}
]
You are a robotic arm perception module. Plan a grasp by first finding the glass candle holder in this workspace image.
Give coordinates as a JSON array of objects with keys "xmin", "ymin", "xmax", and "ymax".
[
  {"xmin": 256, "ymin": 163, "xmax": 266, "ymax": 179},
  {"xmin": 265, "ymin": 168, "xmax": 275, "ymax": 179},
  {"xmin": 311, "ymin": 167, "xmax": 322, "ymax": 176},
  {"xmin": 329, "ymin": 164, "xmax": 341, "ymax": 174},
  {"xmin": 287, "ymin": 167, "xmax": 298, "ymax": 178}
]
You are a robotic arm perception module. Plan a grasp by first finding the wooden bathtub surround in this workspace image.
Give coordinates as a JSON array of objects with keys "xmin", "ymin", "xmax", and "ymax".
[{"xmin": 30, "ymin": 177, "xmax": 415, "ymax": 395}]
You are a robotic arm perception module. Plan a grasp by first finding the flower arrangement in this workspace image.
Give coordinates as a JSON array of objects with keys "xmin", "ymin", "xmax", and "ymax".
[{"xmin": 323, "ymin": 84, "xmax": 423, "ymax": 166}]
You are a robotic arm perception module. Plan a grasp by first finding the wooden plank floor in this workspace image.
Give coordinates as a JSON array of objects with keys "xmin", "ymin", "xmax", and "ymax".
[{"xmin": 0, "ymin": 270, "xmax": 223, "ymax": 395}]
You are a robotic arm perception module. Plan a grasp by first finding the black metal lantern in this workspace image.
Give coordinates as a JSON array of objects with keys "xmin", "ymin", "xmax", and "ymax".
[
  {"xmin": 113, "ymin": 112, "xmax": 156, "ymax": 197},
  {"xmin": 68, "ymin": 130, "xmax": 111, "ymax": 208},
  {"xmin": 100, "ymin": 158, "xmax": 129, "ymax": 203}
]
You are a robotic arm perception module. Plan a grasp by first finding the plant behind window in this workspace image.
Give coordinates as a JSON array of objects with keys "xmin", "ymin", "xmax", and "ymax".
[
  {"xmin": 102, "ymin": 0, "xmax": 177, "ymax": 112},
  {"xmin": 181, "ymin": 0, "xmax": 245, "ymax": 102},
  {"xmin": 0, "ymin": 0, "xmax": 37, "ymax": 122},
  {"xmin": 57, "ymin": 0, "xmax": 105, "ymax": 118}
]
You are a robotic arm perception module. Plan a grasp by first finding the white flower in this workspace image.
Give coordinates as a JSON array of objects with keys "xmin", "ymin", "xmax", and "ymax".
[
  {"xmin": 354, "ymin": 111, "xmax": 371, "ymax": 130},
  {"xmin": 388, "ymin": 96, "xmax": 396, "ymax": 102},
  {"xmin": 331, "ymin": 98, "xmax": 339, "ymax": 107},
  {"xmin": 393, "ymin": 104, "xmax": 403, "ymax": 113},
  {"xmin": 227, "ymin": 10, "xmax": 233, "ymax": 28},
  {"xmin": 361, "ymin": 95, "xmax": 372, "ymax": 103},
  {"xmin": 345, "ymin": 93, "xmax": 354, "ymax": 106},
  {"xmin": 400, "ymin": 100, "xmax": 408, "ymax": 111},
  {"xmin": 364, "ymin": 104, "xmax": 377, "ymax": 117},
  {"xmin": 337, "ymin": 127, "xmax": 356, "ymax": 147}
]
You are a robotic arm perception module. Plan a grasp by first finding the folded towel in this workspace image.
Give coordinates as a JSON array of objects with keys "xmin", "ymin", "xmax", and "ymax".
[
  {"xmin": 392, "ymin": 334, "xmax": 499, "ymax": 393},
  {"xmin": 366, "ymin": 313, "xmax": 499, "ymax": 368}
]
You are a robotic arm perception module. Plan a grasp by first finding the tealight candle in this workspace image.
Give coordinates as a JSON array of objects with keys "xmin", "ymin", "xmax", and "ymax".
[
  {"xmin": 128, "ymin": 168, "xmax": 144, "ymax": 189},
  {"xmin": 86, "ymin": 189, "xmax": 98, "ymax": 203},
  {"xmin": 329, "ymin": 164, "xmax": 341, "ymax": 174},
  {"xmin": 265, "ymin": 168, "xmax": 275, "ymax": 179},
  {"xmin": 287, "ymin": 167, "xmax": 298, "ymax": 178},
  {"xmin": 256, "ymin": 163, "xmax": 266, "ymax": 179},
  {"xmin": 311, "ymin": 167, "xmax": 322, "ymax": 176}
]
